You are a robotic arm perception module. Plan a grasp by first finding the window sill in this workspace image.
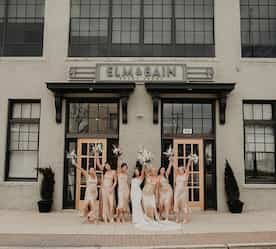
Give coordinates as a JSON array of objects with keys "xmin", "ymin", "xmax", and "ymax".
[
  {"xmin": 0, "ymin": 57, "xmax": 46, "ymax": 63},
  {"xmin": 66, "ymin": 57, "xmax": 219, "ymax": 63},
  {"xmin": 0, "ymin": 182, "xmax": 38, "ymax": 189},
  {"xmin": 243, "ymin": 184, "xmax": 276, "ymax": 189},
  {"xmin": 241, "ymin": 58, "xmax": 276, "ymax": 64}
]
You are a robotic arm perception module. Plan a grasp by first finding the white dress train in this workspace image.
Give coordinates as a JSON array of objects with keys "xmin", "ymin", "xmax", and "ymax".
[{"xmin": 131, "ymin": 177, "xmax": 181, "ymax": 231}]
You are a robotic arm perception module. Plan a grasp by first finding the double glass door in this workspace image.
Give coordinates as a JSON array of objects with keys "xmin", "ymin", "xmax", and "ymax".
[{"xmin": 173, "ymin": 139, "xmax": 204, "ymax": 209}]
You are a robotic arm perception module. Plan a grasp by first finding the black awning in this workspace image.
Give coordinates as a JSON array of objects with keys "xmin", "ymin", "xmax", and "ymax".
[
  {"xmin": 145, "ymin": 82, "xmax": 236, "ymax": 125},
  {"xmin": 145, "ymin": 82, "xmax": 235, "ymax": 95},
  {"xmin": 46, "ymin": 82, "xmax": 136, "ymax": 94},
  {"xmin": 46, "ymin": 82, "xmax": 136, "ymax": 124}
]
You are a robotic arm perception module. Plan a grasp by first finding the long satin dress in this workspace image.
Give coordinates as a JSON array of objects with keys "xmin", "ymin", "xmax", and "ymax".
[
  {"xmin": 142, "ymin": 177, "xmax": 157, "ymax": 211},
  {"xmin": 85, "ymin": 175, "xmax": 98, "ymax": 201},
  {"xmin": 84, "ymin": 175, "xmax": 98, "ymax": 219},
  {"xmin": 174, "ymin": 174, "xmax": 189, "ymax": 213},
  {"xmin": 159, "ymin": 176, "xmax": 173, "ymax": 210},
  {"xmin": 102, "ymin": 172, "xmax": 115, "ymax": 222},
  {"xmin": 117, "ymin": 173, "xmax": 130, "ymax": 212}
]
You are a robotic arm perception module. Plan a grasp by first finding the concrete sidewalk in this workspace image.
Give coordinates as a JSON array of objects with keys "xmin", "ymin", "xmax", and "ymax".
[
  {"xmin": 0, "ymin": 209, "xmax": 276, "ymax": 248},
  {"xmin": 1, "ymin": 209, "xmax": 276, "ymax": 235}
]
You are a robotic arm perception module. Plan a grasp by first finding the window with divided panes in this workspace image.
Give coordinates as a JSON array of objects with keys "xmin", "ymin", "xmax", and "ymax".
[
  {"xmin": 0, "ymin": 0, "xmax": 45, "ymax": 56},
  {"xmin": 240, "ymin": 0, "xmax": 276, "ymax": 57},
  {"xmin": 162, "ymin": 102, "xmax": 214, "ymax": 137},
  {"xmin": 69, "ymin": 0, "xmax": 214, "ymax": 57},
  {"xmin": 243, "ymin": 102, "xmax": 276, "ymax": 184},
  {"xmin": 6, "ymin": 101, "xmax": 41, "ymax": 180}
]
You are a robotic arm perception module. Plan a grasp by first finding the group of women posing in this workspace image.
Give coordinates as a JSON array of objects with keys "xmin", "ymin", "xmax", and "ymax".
[{"xmin": 75, "ymin": 154, "xmax": 194, "ymax": 226}]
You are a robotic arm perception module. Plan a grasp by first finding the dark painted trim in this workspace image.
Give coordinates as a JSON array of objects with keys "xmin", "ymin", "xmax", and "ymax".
[
  {"xmin": 5, "ymin": 99, "xmax": 41, "ymax": 182},
  {"xmin": 145, "ymin": 82, "xmax": 235, "ymax": 94},
  {"xmin": 63, "ymin": 98, "xmax": 121, "ymax": 209},
  {"xmin": 54, "ymin": 95, "xmax": 63, "ymax": 123},
  {"xmin": 121, "ymin": 97, "xmax": 128, "ymax": 124},
  {"xmin": 242, "ymin": 100, "xmax": 276, "ymax": 184},
  {"xmin": 160, "ymin": 99, "xmax": 217, "ymax": 210},
  {"xmin": 243, "ymin": 99, "xmax": 276, "ymax": 104},
  {"xmin": 203, "ymin": 139, "xmax": 217, "ymax": 210},
  {"xmin": 46, "ymin": 82, "xmax": 135, "ymax": 124},
  {"xmin": 145, "ymin": 82, "xmax": 235, "ymax": 125},
  {"xmin": 153, "ymin": 97, "xmax": 159, "ymax": 124},
  {"xmin": 46, "ymin": 82, "xmax": 136, "ymax": 94},
  {"xmin": 4, "ymin": 100, "xmax": 12, "ymax": 181},
  {"xmin": 218, "ymin": 96, "xmax": 227, "ymax": 125},
  {"xmin": 161, "ymin": 98, "xmax": 216, "ymax": 139}
]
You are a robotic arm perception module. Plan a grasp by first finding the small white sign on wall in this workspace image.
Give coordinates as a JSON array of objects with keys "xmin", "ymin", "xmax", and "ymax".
[{"xmin": 183, "ymin": 128, "xmax": 193, "ymax": 135}]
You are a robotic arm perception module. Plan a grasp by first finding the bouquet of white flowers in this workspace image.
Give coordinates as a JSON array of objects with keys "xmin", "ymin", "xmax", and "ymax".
[
  {"xmin": 67, "ymin": 150, "xmax": 77, "ymax": 166},
  {"xmin": 112, "ymin": 144, "xmax": 123, "ymax": 158},
  {"xmin": 91, "ymin": 144, "xmax": 103, "ymax": 155},
  {"xmin": 188, "ymin": 154, "xmax": 199, "ymax": 165},
  {"xmin": 137, "ymin": 147, "xmax": 154, "ymax": 167},
  {"xmin": 163, "ymin": 145, "xmax": 174, "ymax": 160}
]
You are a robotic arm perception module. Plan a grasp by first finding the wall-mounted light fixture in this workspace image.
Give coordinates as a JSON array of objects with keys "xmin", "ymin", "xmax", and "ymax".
[{"xmin": 136, "ymin": 114, "xmax": 144, "ymax": 119}]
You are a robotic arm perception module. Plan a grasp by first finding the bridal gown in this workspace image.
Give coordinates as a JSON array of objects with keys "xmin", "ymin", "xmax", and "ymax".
[{"xmin": 130, "ymin": 177, "xmax": 181, "ymax": 231}]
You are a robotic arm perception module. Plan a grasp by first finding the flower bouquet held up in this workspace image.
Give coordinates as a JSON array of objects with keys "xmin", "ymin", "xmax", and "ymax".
[
  {"xmin": 137, "ymin": 147, "xmax": 154, "ymax": 168},
  {"xmin": 163, "ymin": 145, "xmax": 174, "ymax": 160},
  {"xmin": 67, "ymin": 150, "xmax": 77, "ymax": 166},
  {"xmin": 187, "ymin": 154, "xmax": 199, "ymax": 165},
  {"xmin": 93, "ymin": 144, "xmax": 103, "ymax": 155},
  {"xmin": 112, "ymin": 144, "xmax": 123, "ymax": 158}
]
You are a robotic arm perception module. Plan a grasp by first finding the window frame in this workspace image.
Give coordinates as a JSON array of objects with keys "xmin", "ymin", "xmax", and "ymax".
[
  {"xmin": 63, "ymin": 98, "xmax": 120, "ymax": 209},
  {"xmin": 68, "ymin": 0, "xmax": 215, "ymax": 57},
  {"xmin": 0, "ymin": 0, "xmax": 45, "ymax": 57},
  {"xmin": 5, "ymin": 99, "xmax": 41, "ymax": 182},
  {"xmin": 65, "ymin": 98, "xmax": 120, "ymax": 138},
  {"xmin": 161, "ymin": 99, "xmax": 216, "ymax": 139},
  {"xmin": 240, "ymin": 0, "xmax": 276, "ymax": 58},
  {"xmin": 243, "ymin": 100, "xmax": 276, "ymax": 185}
]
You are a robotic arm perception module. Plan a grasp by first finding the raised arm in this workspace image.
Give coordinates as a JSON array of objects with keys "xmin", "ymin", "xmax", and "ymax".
[
  {"xmin": 96, "ymin": 156, "xmax": 104, "ymax": 171},
  {"xmin": 171, "ymin": 157, "xmax": 179, "ymax": 176},
  {"xmin": 165, "ymin": 158, "xmax": 174, "ymax": 178},
  {"xmin": 74, "ymin": 164, "xmax": 88, "ymax": 178},
  {"xmin": 185, "ymin": 158, "xmax": 193, "ymax": 176},
  {"xmin": 117, "ymin": 158, "xmax": 123, "ymax": 173}
]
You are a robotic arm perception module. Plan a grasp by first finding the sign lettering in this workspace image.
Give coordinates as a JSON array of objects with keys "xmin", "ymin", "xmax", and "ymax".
[{"xmin": 96, "ymin": 64, "xmax": 186, "ymax": 82}]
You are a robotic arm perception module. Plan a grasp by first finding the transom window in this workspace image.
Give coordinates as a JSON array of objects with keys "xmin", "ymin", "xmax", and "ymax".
[
  {"xmin": 69, "ymin": 0, "xmax": 214, "ymax": 57},
  {"xmin": 68, "ymin": 102, "xmax": 119, "ymax": 136},
  {"xmin": 243, "ymin": 102, "xmax": 276, "ymax": 184},
  {"xmin": 240, "ymin": 0, "xmax": 276, "ymax": 57},
  {"xmin": 0, "ymin": 0, "xmax": 45, "ymax": 56},
  {"xmin": 162, "ymin": 102, "xmax": 214, "ymax": 137},
  {"xmin": 6, "ymin": 100, "xmax": 41, "ymax": 181}
]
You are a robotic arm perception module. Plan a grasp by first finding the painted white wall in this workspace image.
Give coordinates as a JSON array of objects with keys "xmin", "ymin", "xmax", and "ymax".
[
  {"xmin": 0, "ymin": 0, "xmax": 276, "ymax": 211},
  {"xmin": 119, "ymin": 84, "xmax": 161, "ymax": 175}
]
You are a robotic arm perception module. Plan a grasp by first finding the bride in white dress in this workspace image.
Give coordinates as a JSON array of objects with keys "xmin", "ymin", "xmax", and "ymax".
[{"xmin": 131, "ymin": 164, "xmax": 181, "ymax": 231}]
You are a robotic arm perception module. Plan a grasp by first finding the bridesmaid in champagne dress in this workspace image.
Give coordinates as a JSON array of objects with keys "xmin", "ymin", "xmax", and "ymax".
[
  {"xmin": 74, "ymin": 165, "xmax": 98, "ymax": 223},
  {"xmin": 173, "ymin": 157, "xmax": 193, "ymax": 224},
  {"xmin": 157, "ymin": 160, "xmax": 173, "ymax": 221},
  {"xmin": 116, "ymin": 162, "xmax": 130, "ymax": 223},
  {"xmin": 96, "ymin": 158, "xmax": 117, "ymax": 223},
  {"xmin": 142, "ymin": 167, "xmax": 159, "ymax": 220}
]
